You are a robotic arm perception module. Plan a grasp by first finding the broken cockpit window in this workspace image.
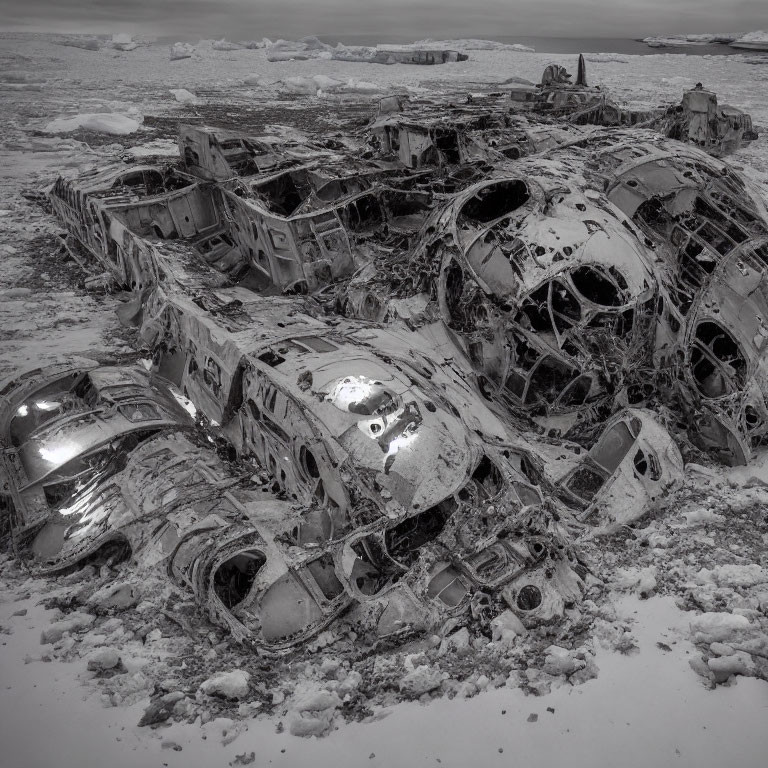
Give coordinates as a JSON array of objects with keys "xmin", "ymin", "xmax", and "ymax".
[
  {"xmin": 556, "ymin": 409, "xmax": 684, "ymax": 529},
  {"xmin": 214, "ymin": 550, "xmax": 267, "ymax": 609}
]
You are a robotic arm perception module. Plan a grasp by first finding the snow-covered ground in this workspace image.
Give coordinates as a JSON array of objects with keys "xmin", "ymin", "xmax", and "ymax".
[
  {"xmin": 1, "ymin": 32, "xmax": 768, "ymax": 768},
  {"xmin": 3, "ymin": 582, "xmax": 768, "ymax": 768}
]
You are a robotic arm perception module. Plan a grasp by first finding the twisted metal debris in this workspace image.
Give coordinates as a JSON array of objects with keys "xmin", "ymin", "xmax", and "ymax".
[{"xmin": 2, "ymin": 60, "xmax": 763, "ymax": 652}]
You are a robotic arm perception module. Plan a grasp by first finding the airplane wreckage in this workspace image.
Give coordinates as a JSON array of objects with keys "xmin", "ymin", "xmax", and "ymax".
[{"xmin": 2, "ymin": 59, "xmax": 765, "ymax": 653}]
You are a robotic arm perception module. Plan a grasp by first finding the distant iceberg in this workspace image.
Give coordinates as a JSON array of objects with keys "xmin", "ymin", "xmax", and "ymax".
[
  {"xmin": 54, "ymin": 36, "xmax": 101, "ymax": 51},
  {"xmin": 210, "ymin": 39, "xmax": 243, "ymax": 51},
  {"xmin": 642, "ymin": 31, "xmax": 768, "ymax": 52},
  {"xmin": 239, "ymin": 39, "xmax": 271, "ymax": 49},
  {"xmin": 412, "ymin": 38, "xmax": 534, "ymax": 52},
  {"xmin": 266, "ymin": 37, "xmax": 333, "ymax": 61},
  {"xmin": 730, "ymin": 31, "xmax": 768, "ymax": 51},
  {"xmin": 642, "ymin": 33, "xmax": 741, "ymax": 48},
  {"xmin": 265, "ymin": 37, "xmax": 472, "ymax": 64},
  {"xmin": 110, "ymin": 34, "xmax": 137, "ymax": 51}
]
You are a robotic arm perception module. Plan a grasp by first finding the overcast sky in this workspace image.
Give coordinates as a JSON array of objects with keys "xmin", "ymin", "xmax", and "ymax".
[{"xmin": 2, "ymin": 0, "xmax": 764, "ymax": 40}]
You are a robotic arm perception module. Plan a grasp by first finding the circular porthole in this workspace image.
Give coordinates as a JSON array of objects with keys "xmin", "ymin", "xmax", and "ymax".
[{"xmin": 516, "ymin": 584, "xmax": 542, "ymax": 611}]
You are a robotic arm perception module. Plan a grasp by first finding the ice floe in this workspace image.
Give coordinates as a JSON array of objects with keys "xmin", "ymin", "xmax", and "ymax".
[
  {"xmin": 170, "ymin": 42, "xmax": 196, "ymax": 61},
  {"xmin": 43, "ymin": 113, "xmax": 142, "ymax": 135},
  {"xmin": 169, "ymin": 88, "xmax": 198, "ymax": 104}
]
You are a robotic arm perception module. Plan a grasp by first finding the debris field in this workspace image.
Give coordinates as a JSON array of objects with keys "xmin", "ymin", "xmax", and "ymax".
[{"xmin": 2, "ymin": 56, "xmax": 768, "ymax": 743}]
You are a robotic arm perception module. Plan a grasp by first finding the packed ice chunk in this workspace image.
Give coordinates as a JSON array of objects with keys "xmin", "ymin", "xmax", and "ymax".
[
  {"xmin": 542, "ymin": 645, "xmax": 587, "ymax": 677},
  {"xmin": 289, "ymin": 712, "xmax": 334, "ymax": 737},
  {"xmin": 170, "ymin": 42, "xmax": 195, "ymax": 61},
  {"xmin": 294, "ymin": 689, "xmax": 341, "ymax": 712},
  {"xmin": 312, "ymin": 74, "xmax": 347, "ymax": 93},
  {"xmin": 276, "ymin": 75, "xmax": 383, "ymax": 97},
  {"xmin": 266, "ymin": 37, "xmax": 333, "ymax": 62},
  {"xmin": 87, "ymin": 580, "xmax": 141, "ymax": 611},
  {"xmin": 288, "ymin": 686, "xmax": 342, "ymax": 737},
  {"xmin": 199, "ymin": 670, "xmax": 250, "ymax": 700},
  {"xmin": 86, "ymin": 647, "xmax": 121, "ymax": 671},
  {"xmin": 399, "ymin": 664, "xmax": 446, "ymax": 695},
  {"xmin": 40, "ymin": 612, "xmax": 95, "ymax": 644},
  {"xmin": 211, "ymin": 39, "xmax": 242, "ymax": 51},
  {"xmin": 282, "ymin": 76, "xmax": 321, "ymax": 95},
  {"xmin": 490, "ymin": 610, "xmax": 526, "ymax": 644},
  {"xmin": 707, "ymin": 653, "xmax": 753, "ymax": 683},
  {"xmin": 681, "ymin": 508, "xmax": 726, "ymax": 526},
  {"xmin": 696, "ymin": 564, "xmax": 768, "ymax": 588},
  {"xmin": 689, "ymin": 612, "xmax": 751, "ymax": 643},
  {"xmin": 240, "ymin": 39, "xmax": 270, "ymax": 49},
  {"xmin": 169, "ymin": 88, "xmax": 198, "ymax": 105},
  {"xmin": 615, "ymin": 566, "xmax": 658, "ymax": 597},
  {"xmin": 342, "ymin": 78, "xmax": 382, "ymax": 94},
  {"xmin": 43, "ymin": 113, "xmax": 142, "ymax": 135},
  {"xmin": 111, "ymin": 34, "xmax": 137, "ymax": 51},
  {"xmin": 56, "ymin": 36, "xmax": 101, "ymax": 51}
]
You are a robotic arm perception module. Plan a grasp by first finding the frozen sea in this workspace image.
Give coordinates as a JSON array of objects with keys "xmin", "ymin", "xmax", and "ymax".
[{"xmin": 2, "ymin": 31, "xmax": 767, "ymax": 188}]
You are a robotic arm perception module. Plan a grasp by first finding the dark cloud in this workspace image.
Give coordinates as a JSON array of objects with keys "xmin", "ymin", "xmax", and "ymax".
[{"xmin": 4, "ymin": 0, "xmax": 763, "ymax": 39}]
